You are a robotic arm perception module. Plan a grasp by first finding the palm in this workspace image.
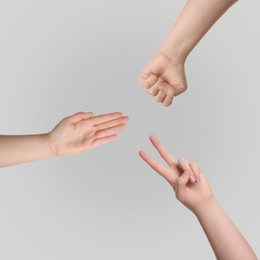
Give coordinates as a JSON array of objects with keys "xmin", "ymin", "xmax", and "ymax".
[
  {"xmin": 50, "ymin": 112, "xmax": 128, "ymax": 156},
  {"xmin": 186, "ymin": 174, "xmax": 212, "ymax": 205},
  {"xmin": 53, "ymin": 120, "xmax": 95, "ymax": 155}
]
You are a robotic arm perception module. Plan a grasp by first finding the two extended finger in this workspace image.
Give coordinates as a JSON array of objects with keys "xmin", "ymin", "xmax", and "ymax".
[
  {"xmin": 138, "ymin": 135, "xmax": 181, "ymax": 185},
  {"xmin": 139, "ymin": 150, "xmax": 172, "ymax": 181},
  {"xmin": 149, "ymin": 135, "xmax": 176, "ymax": 168}
]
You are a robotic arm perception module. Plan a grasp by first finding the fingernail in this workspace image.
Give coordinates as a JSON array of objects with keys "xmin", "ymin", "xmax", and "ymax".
[{"xmin": 190, "ymin": 175, "xmax": 196, "ymax": 183}]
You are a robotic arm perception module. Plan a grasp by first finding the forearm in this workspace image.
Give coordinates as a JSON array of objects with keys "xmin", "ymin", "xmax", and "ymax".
[
  {"xmin": 160, "ymin": 0, "xmax": 238, "ymax": 61},
  {"xmin": 0, "ymin": 134, "xmax": 53, "ymax": 167},
  {"xmin": 195, "ymin": 198, "xmax": 257, "ymax": 260}
]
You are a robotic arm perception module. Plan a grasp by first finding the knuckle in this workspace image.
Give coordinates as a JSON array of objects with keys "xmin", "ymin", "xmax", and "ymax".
[
  {"xmin": 165, "ymin": 99, "xmax": 173, "ymax": 107},
  {"xmin": 138, "ymin": 74, "xmax": 144, "ymax": 84},
  {"xmin": 139, "ymin": 72, "xmax": 148, "ymax": 86},
  {"xmin": 163, "ymin": 102, "xmax": 169, "ymax": 107},
  {"xmin": 167, "ymin": 87, "xmax": 174, "ymax": 96},
  {"xmin": 151, "ymin": 88, "xmax": 158, "ymax": 96},
  {"xmin": 180, "ymin": 83, "xmax": 188, "ymax": 93},
  {"xmin": 154, "ymin": 96, "xmax": 160, "ymax": 102}
]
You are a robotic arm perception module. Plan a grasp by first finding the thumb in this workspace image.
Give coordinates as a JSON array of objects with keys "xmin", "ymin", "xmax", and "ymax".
[
  {"xmin": 139, "ymin": 72, "xmax": 158, "ymax": 89},
  {"xmin": 66, "ymin": 112, "xmax": 94, "ymax": 123},
  {"xmin": 176, "ymin": 170, "xmax": 191, "ymax": 201}
]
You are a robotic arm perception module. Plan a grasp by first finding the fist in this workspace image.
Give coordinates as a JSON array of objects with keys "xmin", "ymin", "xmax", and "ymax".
[{"xmin": 139, "ymin": 50, "xmax": 187, "ymax": 107}]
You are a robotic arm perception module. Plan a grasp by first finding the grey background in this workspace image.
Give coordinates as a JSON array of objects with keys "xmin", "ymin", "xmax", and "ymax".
[{"xmin": 0, "ymin": 0, "xmax": 259, "ymax": 259}]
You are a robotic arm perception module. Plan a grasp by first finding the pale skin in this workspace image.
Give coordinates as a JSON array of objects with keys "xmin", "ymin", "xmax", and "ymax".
[
  {"xmin": 0, "ymin": 111, "xmax": 128, "ymax": 168},
  {"xmin": 139, "ymin": 0, "xmax": 238, "ymax": 107},
  {"xmin": 139, "ymin": 135, "xmax": 257, "ymax": 260}
]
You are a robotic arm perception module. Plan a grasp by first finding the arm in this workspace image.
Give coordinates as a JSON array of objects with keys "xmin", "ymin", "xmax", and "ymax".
[
  {"xmin": 195, "ymin": 196, "xmax": 257, "ymax": 260},
  {"xmin": 160, "ymin": 0, "xmax": 238, "ymax": 61},
  {"xmin": 0, "ymin": 111, "xmax": 128, "ymax": 168},
  {"xmin": 139, "ymin": 135, "xmax": 257, "ymax": 260},
  {"xmin": 0, "ymin": 134, "xmax": 53, "ymax": 167},
  {"xmin": 139, "ymin": 0, "xmax": 238, "ymax": 107}
]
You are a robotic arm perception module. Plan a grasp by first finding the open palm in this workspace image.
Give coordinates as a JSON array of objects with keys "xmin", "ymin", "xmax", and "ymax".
[{"xmin": 49, "ymin": 112, "xmax": 128, "ymax": 156}]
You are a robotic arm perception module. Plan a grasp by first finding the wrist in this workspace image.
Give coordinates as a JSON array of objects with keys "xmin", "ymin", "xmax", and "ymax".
[
  {"xmin": 159, "ymin": 42, "xmax": 188, "ymax": 65},
  {"xmin": 44, "ymin": 132, "xmax": 58, "ymax": 158},
  {"xmin": 192, "ymin": 196, "xmax": 218, "ymax": 217}
]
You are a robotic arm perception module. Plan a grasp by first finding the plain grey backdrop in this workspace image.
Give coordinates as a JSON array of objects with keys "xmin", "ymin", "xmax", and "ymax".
[{"xmin": 0, "ymin": 0, "xmax": 259, "ymax": 259}]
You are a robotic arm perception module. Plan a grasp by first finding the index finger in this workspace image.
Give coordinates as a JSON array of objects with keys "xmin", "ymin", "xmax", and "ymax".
[
  {"xmin": 91, "ymin": 112, "xmax": 123, "ymax": 125},
  {"xmin": 139, "ymin": 150, "xmax": 170, "ymax": 180},
  {"xmin": 149, "ymin": 135, "xmax": 176, "ymax": 167}
]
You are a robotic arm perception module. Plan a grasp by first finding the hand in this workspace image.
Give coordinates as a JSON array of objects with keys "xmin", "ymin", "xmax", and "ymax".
[
  {"xmin": 139, "ymin": 135, "xmax": 214, "ymax": 213},
  {"xmin": 48, "ymin": 112, "xmax": 128, "ymax": 156},
  {"xmin": 139, "ymin": 50, "xmax": 187, "ymax": 107}
]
